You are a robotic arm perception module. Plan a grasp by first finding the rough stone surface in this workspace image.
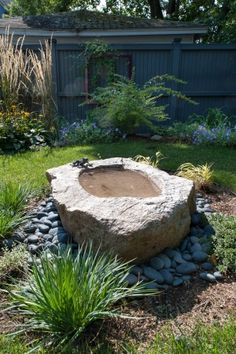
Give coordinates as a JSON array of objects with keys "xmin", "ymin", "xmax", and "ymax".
[{"xmin": 46, "ymin": 158, "xmax": 195, "ymax": 262}]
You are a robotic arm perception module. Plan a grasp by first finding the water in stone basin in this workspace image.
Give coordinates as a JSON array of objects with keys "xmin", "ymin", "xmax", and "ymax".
[{"xmin": 79, "ymin": 167, "xmax": 161, "ymax": 198}]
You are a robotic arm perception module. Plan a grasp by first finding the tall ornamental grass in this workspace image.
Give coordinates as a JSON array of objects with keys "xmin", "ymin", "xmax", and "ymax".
[
  {"xmin": 0, "ymin": 29, "xmax": 56, "ymax": 128},
  {"xmin": 9, "ymin": 245, "xmax": 157, "ymax": 350},
  {"xmin": 29, "ymin": 40, "xmax": 57, "ymax": 129},
  {"xmin": 0, "ymin": 27, "xmax": 31, "ymax": 110}
]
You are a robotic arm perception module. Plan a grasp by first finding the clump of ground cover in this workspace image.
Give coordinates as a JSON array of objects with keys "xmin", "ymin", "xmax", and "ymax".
[
  {"xmin": 209, "ymin": 214, "xmax": 236, "ymax": 272},
  {"xmin": 0, "ymin": 244, "xmax": 28, "ymax": 282}
]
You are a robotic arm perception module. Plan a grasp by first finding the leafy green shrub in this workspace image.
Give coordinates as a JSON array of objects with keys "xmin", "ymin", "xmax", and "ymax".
[
  {"xmin": 88, "ymin": 74, "xmax": 194, "ymax": 134},
  {"xmin": 209, "ymin": 214, "xmax": 236, "ymax": 272},
  {"xmin": 59, "ymin": 119, "xmax": 123, "ymax": 146},
  {"xmin": 8, "ymin": 245, "xmax": 156, "ymax": 350},
  {"xmin": 176, "ymin": 162, "xmax": 214, "ymax": 190},
  {"xmin": 0, "ymin": 105, "xmax": 52, "ymax": 153},
  {"xmin": 0, "ymin": 182, "xmax": 31, "ymax": 238},
  {"xmin": 160, "ymin": 121, "xmax": 199, "ymax": 141},
  {"xmin": 0, "ymin": 244, "xmax": 28, "ymax": 282}
]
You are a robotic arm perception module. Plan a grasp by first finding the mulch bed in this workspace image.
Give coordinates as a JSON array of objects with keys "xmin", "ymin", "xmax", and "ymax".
[{"xmin": 0, "ymin": 189, "xmax": 235, "ymax": 352}]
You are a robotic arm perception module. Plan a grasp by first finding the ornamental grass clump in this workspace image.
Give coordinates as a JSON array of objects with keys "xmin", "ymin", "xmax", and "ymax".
[
  {"xmin": 0, "ymin": 182, "xmax": 31, "ymax": 238},
  {"xmin": 8, "ymin": 245, "xmax": 157, "ymax": 350},
  {"xmin": 133, "ymin": 151, "xmax": 165, "ymax": 168},
  {"xmin": 176, "ymin": 162, "xmax": 214, "ymax": 190}
]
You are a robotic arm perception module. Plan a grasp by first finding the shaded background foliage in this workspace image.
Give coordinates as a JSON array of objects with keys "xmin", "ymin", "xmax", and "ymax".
[{"xmin": 9, "ymin": 0, "xmax": 236, "ymax": 43}]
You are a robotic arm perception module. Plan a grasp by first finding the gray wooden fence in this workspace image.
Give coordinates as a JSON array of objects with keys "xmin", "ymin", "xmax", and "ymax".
[{"xmin": 52, "ymin": 42, "xmax": 236, "ymax": 125}]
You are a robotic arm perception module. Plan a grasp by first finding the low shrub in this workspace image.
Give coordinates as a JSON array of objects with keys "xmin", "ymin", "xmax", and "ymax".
[
  {"xmin": 0, "ymin": 105, "xmax": 53, "ymax": 154},
  {"xmin": 0, "ymin": 244, "xmax": 28, "ymax": 282},
  {"xmin": 8, "ymin": 245, "xmax": 156, "ymax": 350},
  {"xmin": 59, "ymin": 119, "xmax": 124, "ymax": 146},
  {"xmin": 176, "ymin": 162, "xmax": 214, "ymax": 190},
  {"xmin": 209, "ymin": 214, "xmax": 236, "ymax": 272},
  {"xmin": 88, "ymin": 74, "xmax": 195, "ymax": 134}
]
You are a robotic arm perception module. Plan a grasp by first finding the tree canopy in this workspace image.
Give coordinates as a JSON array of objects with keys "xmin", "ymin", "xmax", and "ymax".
[{"xmin": 9, "ymin": 0, "xmax": 236, "ymax": 43}]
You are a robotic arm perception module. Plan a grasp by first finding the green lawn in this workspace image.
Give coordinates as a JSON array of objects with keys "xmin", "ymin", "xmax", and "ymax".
[
  {"xmin": 0, "ymin": 319, "xmax": 235, "ymax": 353},
  {"xmin": 0, "ymin": 141, "xmax": 235, "ymax": 193}
]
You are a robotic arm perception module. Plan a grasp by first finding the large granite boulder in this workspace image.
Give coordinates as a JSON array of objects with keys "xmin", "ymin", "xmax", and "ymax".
[{"xmin": 46, "ymin": 158, "xmax": 195, "ymax": 262}]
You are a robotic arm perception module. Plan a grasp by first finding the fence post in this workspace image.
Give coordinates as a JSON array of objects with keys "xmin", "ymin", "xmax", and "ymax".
[
  {"xmin": 51, "ymin": 38, "xmax": 58, "ymax": 114},
  {"xmin": 170, "ymin": 39, "xmax": 181, "ymax": 120}
]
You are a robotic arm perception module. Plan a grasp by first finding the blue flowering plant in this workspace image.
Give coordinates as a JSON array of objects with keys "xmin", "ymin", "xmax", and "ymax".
[
  {"xmin": 190, "ymin": 108, "xmax": 236, "ymax": 147},
  {"xmin": 59, "ymin": 119, "xmax": 124, "ymax": 146}
]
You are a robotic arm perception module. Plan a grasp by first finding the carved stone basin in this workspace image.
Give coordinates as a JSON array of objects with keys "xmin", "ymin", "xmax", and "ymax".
[{"xmin": 46, "ymin": 158, "xmax": 195, "ymax": 262}]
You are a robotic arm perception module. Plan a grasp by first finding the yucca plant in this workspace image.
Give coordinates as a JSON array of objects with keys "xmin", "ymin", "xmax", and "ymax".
[
  {"xmin": 133, "ymin": 151, "xmax": 165, "ymax": 168},
  {"xmin": 8, "ymin": 245, "xmax": 157, "ymax": 350},
  {"xmin": 176, "ymin": 162, "xmax": 214, "ymax": 190}
]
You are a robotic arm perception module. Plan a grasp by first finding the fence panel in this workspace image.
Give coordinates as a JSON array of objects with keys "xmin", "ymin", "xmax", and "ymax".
[{"xmin": 54, "ymin": 43, "xmax": 236, "ymax": 124}]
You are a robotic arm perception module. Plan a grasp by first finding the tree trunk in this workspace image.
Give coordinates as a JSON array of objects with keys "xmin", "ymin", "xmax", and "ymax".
[
  {"xmin": 166, "ymin": 0, "xmax": 180, "ymax": 17},
  {"xmin": 147, "ymin": 0, "xmax": 163, "ymax": 19}
]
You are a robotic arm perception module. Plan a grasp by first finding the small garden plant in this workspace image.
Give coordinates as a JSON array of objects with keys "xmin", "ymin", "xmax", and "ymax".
[
  {"xmin": 176, "ymin": 162, "xmax": 214, "ymax": 190},
  {"xmin": 0, "ymin": 182, "xmax": 31, "ymax": 238},
  {"xmin": 209, "ymin": 214, "xmax": 236, "ymax": 272},
  {"xmin": 133, "ymin": 151, "xmax": 165, "ymax": 168},
  {"xmin": 8, "ymin": 245, "xmax": 156, "ymax": 351}
]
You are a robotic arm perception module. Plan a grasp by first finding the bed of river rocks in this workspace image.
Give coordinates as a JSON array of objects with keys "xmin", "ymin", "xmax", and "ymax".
[{"xmin": 6, "ymin": 192, "xmax": 224, "ymax": 288}]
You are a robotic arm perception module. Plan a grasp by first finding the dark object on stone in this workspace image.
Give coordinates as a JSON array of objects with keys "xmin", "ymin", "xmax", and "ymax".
[{"xmin": 72, "ymin": 157, "xmax": 92, "ymax": 169}]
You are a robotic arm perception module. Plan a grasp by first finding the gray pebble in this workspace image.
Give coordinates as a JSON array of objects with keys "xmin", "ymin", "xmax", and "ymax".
[
  {"xmin": 144, "ymin": 282, "xmax": 159, "ymax": 290},
  {"xmin": 24, "ymin": 223, "xmax": 37, "ymax": 234},
  {"xmin": 191, "ymin": 213, "xmax": 201, "ymax": 226},
  {"xmin": 37, "ymin": 211, "xmax": 49, "ymax": 219},
  {"xmin": 192, "ymin": 251, "xmax": 208, "ymax": 263},
  {"xmin": 182, "ymin": 253, "xmax": 192, "ymax": 261},
  {"xmin": 131, "ymin": 265, "xmax": 143, "ymax": 276},
  {"xmin": 125, "ymin": 274, "xmax": 138, "ymax": 286},
  {"xmin": 47, "ymin": 213, "xmax": 59, "ymax": 222},
  {"xmin": 44, "ymin": 234, "xmax": 54, "ymax": 242},
  {"xmin": 51, "ymin": 220, "xmax": 62, "ymax": 228},
  {"xmin": 27, "ymin": 235, "xmax": 39, "ymax": 244},
  {"xmin": 40, "ymin": 217, "xmax": 52, "ymax": 227},
  {"xmin": 173, "ymin": 278, "xmax": 184, "ymax": 286},
  {"xmin": 201, "ymin": 262, "xmax": 213, "ymax": 271},
  {"xmin": 150, "ymin": 257, "xmax": 164, "ymax": 270},
  {"xmin": 158, "ymin": 254, "xmax": 171, "ymax": 268},
  {"xmin": 171, "ymin": 260, "xmax": 177, "ymax": 268},
  {"xmin": 190, "ymin": 236, "xmax": 200, "ymax": 244},
  {"xmin": 28, "ymin": 244, "xmax": 39, "ymax": 254},
  {"xmin": 49, "ymin": 227, "xmax": 65, "ymax": 236},
  {"xmin": 180, "ymin": 238, "xmax": 188, "ymax": 252},
  {"xmin": 213, "ymin": 271, "xmax": 224, "ymax": 280},
  {"xmin": 160, "ymin": 269, "xmax": 174, "ymax": 285},
  {"xmin": 190, "ymin": 243, "xmax": 202, "ymax": 253},
  {"xmin": 38, "ymin": 224, "xmax": 50, "ymax": 234},
  {"xmin": 182, "ymin": 275, "xmax": 192, "ymax": 282},
  {"xmin": 176, "ymin": 262, "xmax": 197, "ymax": 274},
  {"xmin": 200, "ymin": 272, "xmax": 216, "ymax": 283},
  {"xmin": 143, "ymin": 266, "xmax": 164, "ymax": 284}
]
